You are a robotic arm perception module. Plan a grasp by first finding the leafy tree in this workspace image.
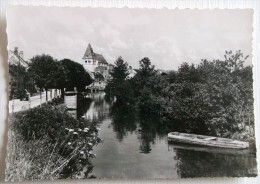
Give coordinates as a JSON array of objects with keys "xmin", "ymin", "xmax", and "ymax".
[
  {"xmin": 167, "ymin": 51, "xmax": 254, "ymax": 139},
  {"xmin": 132, "ymin": 57, "xmax": 156, "ymax": 97},
  {"xmin": 52, "ymin": 62, "xmax": 67, "ymax": 98},
  {"xmin": 9, "ymin": 64, "xmax": 30, "ymax": 99},
  {"xmin": 110, "ymin": 57, "xmax": 129, "ymax": 82},
  {"xmin": 134, "ymin": 57, "xmax": 156, "ymax": 80},
  {"xmin": 224, "ymin": 50, "xmax": 248, "ymax": 72},
  {"xmin": 60, "ymin": 59, "xmax": 92, "ymax": 92},
  {"xmin": 166, "ymin": 70, "xmax": 177, "ymax": 83},
  {"xmin": 176, "ymin": 62, "xmax": 200, "ymax": 83},
  {"xmin": 127, "ymin": 51, "xmax": 254, "ymax": 141},
  {"xmin": 105, "ymin": 57, "xmax": 133, "ymax": 103},
  {"xmin": 28, "ymin": 54, "xmax": 59, "ymax": 101}
]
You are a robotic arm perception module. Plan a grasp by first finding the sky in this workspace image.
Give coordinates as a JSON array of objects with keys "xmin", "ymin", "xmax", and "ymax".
[{"xmin": 6, "ymin": 6, "xmax": 253, "ymax": 70}]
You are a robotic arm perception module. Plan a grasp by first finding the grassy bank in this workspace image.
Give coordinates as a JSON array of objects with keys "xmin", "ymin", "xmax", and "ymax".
[{"xmin": 6, "ymin": 103, "xmax": 101, "ymax": 181}]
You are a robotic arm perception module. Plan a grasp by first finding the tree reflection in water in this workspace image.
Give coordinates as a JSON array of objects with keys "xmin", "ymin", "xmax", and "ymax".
[
  {"xmin": 110, "ymin": 102, "xmax": 136, "ymax": 142},
  {"xmin": 77, "ymin": 92, "xmax": 111, "ymax": 121},
  {"xmin": 74, "ymin": 92, "xmax": 257, "ymax": 178},
  {"xmin": 76, "ymin": 95, "xmax": 92, "ymax": 119},
  {"xmin": 172, "ymin": 147, "xmax": 257, "ymax": 177},
  {"xmin": 110, "ymin": 101, "xmax": 170, "ymax": 153}
]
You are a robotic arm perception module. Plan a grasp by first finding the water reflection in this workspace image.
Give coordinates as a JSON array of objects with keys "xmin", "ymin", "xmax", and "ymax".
[
  {"xmin": 137, "ymin": 115, "xmax": 174, "ymax": 154},
  {"xmin": 79, "ymin": 93, "xmax": 111, "ymax": 120},
  {"xmin": 66, "ymin": 92, "xmax": 257, "ymax": 179},
  {"xmin": 110, "ymin": 102, "xmax": 136, "ymax": 142},
  {"xmin": 169, "ymin": 144, "xmax": 257, "ymax": 177}
]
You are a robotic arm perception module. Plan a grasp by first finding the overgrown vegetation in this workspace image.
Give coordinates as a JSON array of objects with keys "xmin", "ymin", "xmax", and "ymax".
[
  {"xmin": 105, "ymin": 51, "xmax": 254, "ymax": 141},
  {"xmin": 6, "ymin": 105, "xmax": 101, "ymax": 181}
]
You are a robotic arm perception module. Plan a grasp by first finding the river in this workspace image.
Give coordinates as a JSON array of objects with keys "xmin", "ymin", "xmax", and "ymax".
[{"xmin": 66, "ymin": 92, "xmax": 257, "ymax": 179}]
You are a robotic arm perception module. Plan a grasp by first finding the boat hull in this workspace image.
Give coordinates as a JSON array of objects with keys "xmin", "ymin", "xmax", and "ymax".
[{"xmin": 168, "ymin": 132, "xmax": 249, "ymax": 149}]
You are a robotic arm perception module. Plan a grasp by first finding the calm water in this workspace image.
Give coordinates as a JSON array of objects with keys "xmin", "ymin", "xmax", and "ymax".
[{"xmin": 67, "ymin": 92, "xmax": 257, "ymax": 179}]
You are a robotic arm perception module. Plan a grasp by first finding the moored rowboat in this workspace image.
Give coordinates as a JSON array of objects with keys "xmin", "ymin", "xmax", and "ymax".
[
  {"xmin": 168, "ymin": 132, "xmax": 249, "ymax": 149},
  {"xmin": 168, "ymin": 143, "xmax": 252, "ymax": 155}
]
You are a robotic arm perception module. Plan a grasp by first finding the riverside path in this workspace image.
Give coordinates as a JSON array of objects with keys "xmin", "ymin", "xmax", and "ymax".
[{"xmin": 9, "ymin": 89, "xmax": 57, "ymax": 113}]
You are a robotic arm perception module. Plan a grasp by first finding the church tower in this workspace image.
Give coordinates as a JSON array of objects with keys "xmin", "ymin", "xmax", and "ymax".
[{"xmin": 82, "ymin": 44, "xmax": 108, "ymax": 72}]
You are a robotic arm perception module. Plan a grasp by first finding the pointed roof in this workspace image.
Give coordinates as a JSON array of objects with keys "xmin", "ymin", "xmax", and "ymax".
[
  {"xmin": 83, "ymin": 44, "xmax": 94, "ymax": 59},
  {"xmin": 82, "ymin": 44, "xmax": 108, "ymax": 64},
  {"xmin": 94, "ymin": 53, "xmax": 108, "ymax": 64},
  {"xmin": 8, "ymin": 50, "xmax": 29, "ymax": 68}
]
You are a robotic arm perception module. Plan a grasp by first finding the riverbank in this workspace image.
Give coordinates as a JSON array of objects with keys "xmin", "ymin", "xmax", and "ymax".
[
  {"xmin": 105, "ymin": 54, "xmax": 255, "ymax": 143},
  {"xmin": 5, "ymin": 99, "xmax": 101, "ymax": 181},
  {"xmin": 85, "ymin": 92, "xmax": 257, "ymax": 178}
]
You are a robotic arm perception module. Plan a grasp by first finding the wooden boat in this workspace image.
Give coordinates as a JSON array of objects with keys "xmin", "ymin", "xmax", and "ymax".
[
  {"xmin": 168, "ymin": 143, "xmax": 252, "ymax": 155},
  {"xmin": 168, "ymin": 132, "xmax": 249, "ymax": 149}
]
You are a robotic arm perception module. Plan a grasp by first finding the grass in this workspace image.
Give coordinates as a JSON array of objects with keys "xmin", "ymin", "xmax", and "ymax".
[
  {"xmin": 5, "ymin": 129, "xmax": 76, "ymax": 181},
  {"xmin": 5, "ymin": 104, "xmax": 100, "ymax": 181}
]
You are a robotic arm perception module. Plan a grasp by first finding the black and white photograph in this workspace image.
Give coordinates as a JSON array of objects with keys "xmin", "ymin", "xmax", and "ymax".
[{"xmin": 5, "ymin": 5, "xmax": 257, "ymax": 180}]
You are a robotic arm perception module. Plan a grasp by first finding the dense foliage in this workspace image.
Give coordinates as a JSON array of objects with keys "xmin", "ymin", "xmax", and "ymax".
[
  {"xmin": 10, "ymin": 104, "xmax": 101, "ymax": 179},
  {"xmin": 28, "ymin": 55, "xmax": 58, "ymax": 92},
  {"xmin": 105, "ymin": 51, "xmax": 254, "ymax": 141},
  {"xmin": 105, "ymin": 57, "xmax": 134, "ymax": 104},
  {"xmin": 9, "ymin": 64, "xmax": 35, "ymax": 99},
  {"xmin": 60, "ymin": 59, "xmax": 92, "ymax": 91},
  {"xmin": 28, "ymin": 55, "xmax": 92, "ymax": 100}
]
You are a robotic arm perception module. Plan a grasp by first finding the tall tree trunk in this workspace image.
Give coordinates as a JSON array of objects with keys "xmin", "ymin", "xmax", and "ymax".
[
  {"xmin": 54, "ymin": 89, "xmax": 57, "ymax": 98},
  {"xmin": 45, "ymin": 88, "xmax": 48, "ymax": 102},
  {"xmin": 50, "ymin": 89, "xmax": 52, "ymax": 99},
  {"xmin": 61, "ymin": 88, "xmax": 65, "ymax": 99},
  {"xmin": 40, "ymin": 89, "xmax": 42, "ymax": 107},
  {"xmin": 248, "ymin": 116, "xmax": 251, "ymax": 135}
]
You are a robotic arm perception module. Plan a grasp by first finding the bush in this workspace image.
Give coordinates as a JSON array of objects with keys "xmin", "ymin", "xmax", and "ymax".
[
  {"xmin": 131, "ymin": 51, "xmax": 255, "ymax": 141},
  {"xmin": 12, "ymin": 105, "xmax": 78, "ymax": 141},
  {"xmin": 8, "ymin": 105, "xmax": 101, "ymax": 180}
]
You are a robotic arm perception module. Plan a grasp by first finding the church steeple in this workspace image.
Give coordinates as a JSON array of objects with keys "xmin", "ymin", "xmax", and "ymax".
[{"xmin": 83, "ymin": 43, "xmax": 94, "ymax": 59}]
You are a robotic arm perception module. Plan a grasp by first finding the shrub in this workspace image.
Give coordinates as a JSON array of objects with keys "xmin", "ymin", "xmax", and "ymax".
[{"xmin": 9, "ymin": 105, "xmax": 101, "ymax": 180}]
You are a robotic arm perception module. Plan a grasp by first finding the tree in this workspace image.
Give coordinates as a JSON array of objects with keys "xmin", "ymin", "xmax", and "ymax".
[
  {"xmin": 166, "ymin": 70, "xmax": 177, "ymax": 83},
  {"xmin": 224, "ymin": 50, "xmax": 248, "ymax": 72},
  {"xmin": 176, "ymin": 62, "xmax": 200, "ymax": 83},
  {"xmin": 9, "ymin": 63, "xmax": 31, "ymax": 99},
  {"xmin": 169, "ymin": 51, "xmax": 254, "ymax": 138},
  {"xmin": 52, "ymin": 62, "xmax": 67, "ymax": 98},
  {"xmin": 110, "ymin": 57, "xmax": 129, "ymax": 82},
  {"xmin": 28, "ymin": 54, "xmax": 59, "ymax": 101},
  {"xmin": 105, "ymin": 57, "xmax": 133, "ymax": 103},
  {"xmin": 132, "ymin": 57, "xmax": 156, "ymax": 97},
  {"xmin": 135, "ymin": 57, "xmax": 156, "ymax": 78},
  {"xmin": 60, "ymin": 59, "xmax": 92, "ymax": 92}
]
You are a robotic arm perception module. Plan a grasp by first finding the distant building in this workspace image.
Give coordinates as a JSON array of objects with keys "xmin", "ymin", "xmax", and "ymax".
[
  {"xmin": 82, "ymin": 44, "xmax": 110, "ymax": 91},
  {"xmin": 8, "ymin": 47, "xmax": 34, "ymax": 99},
  {"xmin": 8, "ymin": 47, "xmax": 29, "ymax": 68},
  {"xmin": 82, "ymin": 44, "xmax": 108, "ymax": 73},
  {"xmin": 8, "ymin": 47, "xmax": 28, "ymax": 92},
  {"xmin": 127, "ymin": 66, "xmax": 137, "ymax": 79}
]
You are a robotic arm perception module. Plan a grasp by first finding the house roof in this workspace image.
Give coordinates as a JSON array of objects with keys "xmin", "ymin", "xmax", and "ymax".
[
  {"xmin": 83, "ymin": 44, "xmax": 94, "ymax": 59},
  {"xmin": 8, "ymin": 50, "xmax": 29, "ymax": 67},
  {"xmin": 82, "ymin": 44, "xmax": 108, "ymax": 64},
  {"xmin": 94, "ymin": 53, "xmax": 108, "ymax": 64}
]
